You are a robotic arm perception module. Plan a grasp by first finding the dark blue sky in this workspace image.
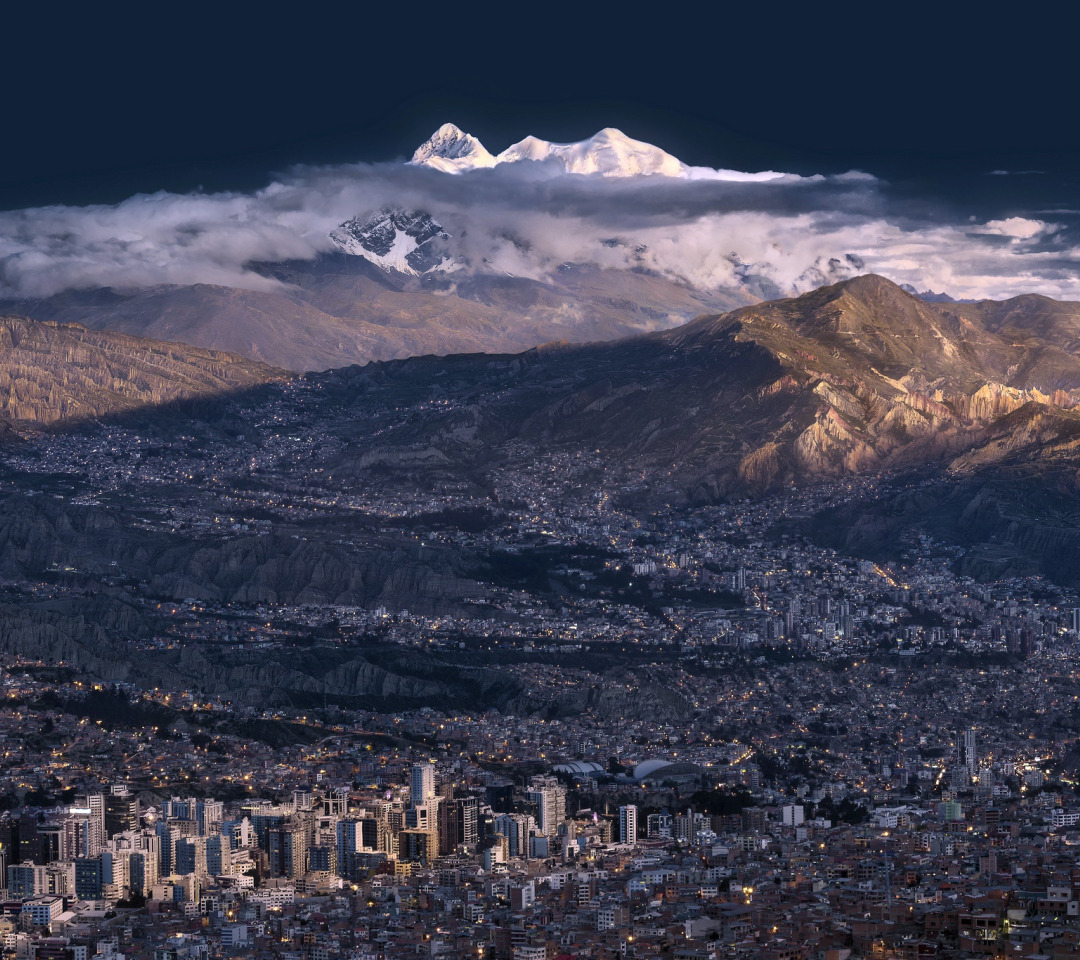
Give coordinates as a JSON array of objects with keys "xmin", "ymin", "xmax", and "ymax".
[{"xmin": 4, "ymin": 7, "xmax": 1076, "ymax": 213}]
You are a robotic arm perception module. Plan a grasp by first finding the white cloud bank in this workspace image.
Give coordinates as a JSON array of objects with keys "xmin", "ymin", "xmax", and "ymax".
[{"xmin": 0, "ymin": 147, "xmax": 1077, "ymax": 304}]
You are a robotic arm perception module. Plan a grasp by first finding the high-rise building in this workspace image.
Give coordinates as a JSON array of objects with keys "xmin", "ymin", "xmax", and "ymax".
[
  {"xmin": 37, "ymin": 824, "xmax": 63, "ymax": 864},
  {"xmin": 493, "ymin": 814, "xmax": 534, "ymax": 858},
  {"xmin": 674, "ymin": 809, "xmax": 697, "ymax": 844},
  {"xmin": 308, "ymin": 844, "xmax": 336, "ymax": 874},
  {"xmin": 411, "ymin": 764, "xmax": 436, "ymax": 806},
  {"xmin": 2, "ymin": 813, "xmax": 40, "ymax": 864},
  {"xmin": 222, "ymin": 818, "xmax": 251, "ymax": 852},
  {"xmin": 646, "ymin": 813, "xmax": 672, "ymax": 838},
  {"xmin": 398, "ymin": 828, "xmax": 437, "ymax": 863},
  {"xmin": 320, "ymin": 789, "xmax": 348, "ymax": 818},
  {"xmin": 196, "ymin": 800, "xmax": 223, "ymax": 837},
  {"xmin": 99, "ymin": 848, "xmax": 129, "ymax": 900},
  {"xmin": 957, "ymin": 727, "xmax": 977, "ymax": 774},
  {"xmin": 438, "ymin": 800, "xmax": 460, "ymax": 856},
  {"xmin": 619, "ymin": 805, "xmax": 637, "ymax": 846},
  {"xmin": 78, "ymin": 794, "xmax": 106, "ymax": 844},
  {"xmin": 75, "ymin": 857, "xmax": 104, "ymax": 900},
  {"xmin": 437, "ymin": 782, "xmax": 456, "ymax": 802},
  {"xmin": 336, "ymin": 817, "xmax": 380, "ymax": 880},
  {"xmin": 458, "ymin": 796, "xmax": 479, "ymax": 845},
  {"xmin": 527, "ymin": 776, "xmax": 566, "ymax": 836},
  {"xmin": 174, "ymin": 836, "xmax": 209, "ymax": 878},
  {"xmin": 105, "ymin": 785, "xmax": 139, "ymax": 839},
  {"xmin": 65, "ymin": 807, "xmax": 104, "ymax": 860},
  {"xmin": 205, "ymin": 835, "xmax": 223, "ymax": 876},
  {"xmin": 7, "ymin": 862, "xmax": 47, "ymax": 897},
  {"xmin": 107, "ymin": 830, "xmax": 160, "ymax": 895},
  {"xmin": 405, "ymin": 800, "xmax": 438, "ymax": 830},
  {"xmin": 267, "ymin": 816, "xmax": 311, "ymax": 880},
  {"xmin": 162, "ymin": 798, "xmax": 194, "ymax": 822}
]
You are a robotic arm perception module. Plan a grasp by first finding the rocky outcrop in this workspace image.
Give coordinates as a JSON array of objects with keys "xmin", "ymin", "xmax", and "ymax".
[{"xmin": 0, "ymin": 315, "xmax": 282, "ymax": 426}]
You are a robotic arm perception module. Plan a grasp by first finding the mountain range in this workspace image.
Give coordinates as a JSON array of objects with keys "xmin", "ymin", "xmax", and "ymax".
[
  {"xmin": 409, "ymin": 123, "xmax": 787, "ymax": 180},
  {"xmin": 291, "ymin": 273, "xmax": 1080, "ymax": 498},
  {"xmin": 0, "ymin": 258, "xmax": 747, "ymax": 373},
  {"xmin": 6, "ymin": 274, "xmax": 1080, "ymax": 587},
  {"xmin": 9, "ymin": 275, "xmax": 1080, "ymax": 475},
  {"xmin": 0, "ymin": 125, "xmax": 829, "ymax": 372}
]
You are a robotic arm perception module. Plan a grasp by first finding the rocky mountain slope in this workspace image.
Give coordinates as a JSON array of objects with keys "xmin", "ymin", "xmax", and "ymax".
[
  {"xmin": 657, "ymin": 274, "xmax": 1080, "ymax": 492},
  {"xmin": 305, "ymin": 274, "xmax": 1080, "ymax": 500},
  {"xmin": 329, "ymin": 210, "xmax": 452, "ymax": 275},
  {"xmin": 0, "ymin": 314, "xmax": 283, "ymax": 426},
  {"xmin": 11, "ymin": 273, "xmax": 1080, "ymax": 500}
]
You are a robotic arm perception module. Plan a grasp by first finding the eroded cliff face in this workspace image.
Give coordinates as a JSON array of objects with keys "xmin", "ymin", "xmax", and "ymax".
[
  {"xmin": 0, "ymin": 590, "xmax": 701, "ymax": 718},
  {"xmin": 761, "ymin": 373, "xmax": 1080, "ymax": 483},
  {"xmin": 0, "ymin": 604, "xmax": 140, "ymax": 681},
  {"xmin": 0, "ymin": 493, "xmax": 489, "ymax": 613},
  {"xmin": 0, "ymin": 315, "xmax": 282, "ymax": 426},
  {"xmin": 142, "ymin": 538, "xmax": 487, "ymax": 610}
]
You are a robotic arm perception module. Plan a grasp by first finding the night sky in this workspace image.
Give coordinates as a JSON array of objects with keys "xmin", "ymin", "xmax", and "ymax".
[{"xmin": 4, "ymin": 8, "xmax": 1076, "ymax": 212}]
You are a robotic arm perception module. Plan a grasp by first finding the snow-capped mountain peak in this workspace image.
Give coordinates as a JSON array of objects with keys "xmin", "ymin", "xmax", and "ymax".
[
  {"xmin": 329, "ymin": 209, "xmax": 454, "ymax": 275},
  {"xmin": 497, "ymin": 127, "xmax": 688, "ymax": 177},
  {"xmin": 409, "ymin": 123, "xmax": 786, "ymax": 181},
  {"xmin": 410, "ymin": 123, "xmax": 496, "ymax": 173}
]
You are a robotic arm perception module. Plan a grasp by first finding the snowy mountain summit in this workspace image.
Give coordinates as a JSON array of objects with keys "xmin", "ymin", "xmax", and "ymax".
[
  {"xmin": 498, "ymin": 127, "xmax": 687, "ymax": 177},
  {"xmin": 410, "ymin": 122, "xmax": 496, "ymax": 173},
  {"xmin": 410, "ymin": 123, "xmax": 785, "ymax": 181}
]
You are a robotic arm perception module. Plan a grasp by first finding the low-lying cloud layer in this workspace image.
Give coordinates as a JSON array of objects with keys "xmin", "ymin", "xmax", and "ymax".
[{"xmin": 1, "ymin": 150, "xmax": 1078, "ymax": 303}]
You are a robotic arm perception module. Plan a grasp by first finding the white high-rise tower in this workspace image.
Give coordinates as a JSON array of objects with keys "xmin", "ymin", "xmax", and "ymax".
[{"xmin": 411, "ymin": 764, "xmax": 435, "ymax": 806}]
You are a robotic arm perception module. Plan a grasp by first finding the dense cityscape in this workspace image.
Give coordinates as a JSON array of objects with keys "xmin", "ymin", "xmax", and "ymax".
[
  {"xmin": 2, "ymin": 377, "xmax": 1080, "ymax": 960},
  {"xmin": 3, "ymin": 643, "xmax": 1080, "ymax": 960}
]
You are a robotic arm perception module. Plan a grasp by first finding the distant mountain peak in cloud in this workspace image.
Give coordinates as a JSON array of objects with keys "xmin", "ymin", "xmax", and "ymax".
[
  {"xmin": 329, "ymin": 209, "xmax": 453, "ymax": 275},
  {"xmin": 410, "ymin": 123, "xmax": 787, "ymax": 181}
]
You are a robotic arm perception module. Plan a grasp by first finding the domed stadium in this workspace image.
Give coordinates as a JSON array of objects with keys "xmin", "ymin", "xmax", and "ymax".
[{"xmin": 552, "ymin": 760, "xmax": 606, "ymax": 777}]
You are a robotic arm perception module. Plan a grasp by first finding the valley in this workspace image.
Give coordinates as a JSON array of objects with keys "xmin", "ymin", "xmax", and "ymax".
[{"xmin": 4, "ymin": 275, "xmax": 1080, "ymax": 709}]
